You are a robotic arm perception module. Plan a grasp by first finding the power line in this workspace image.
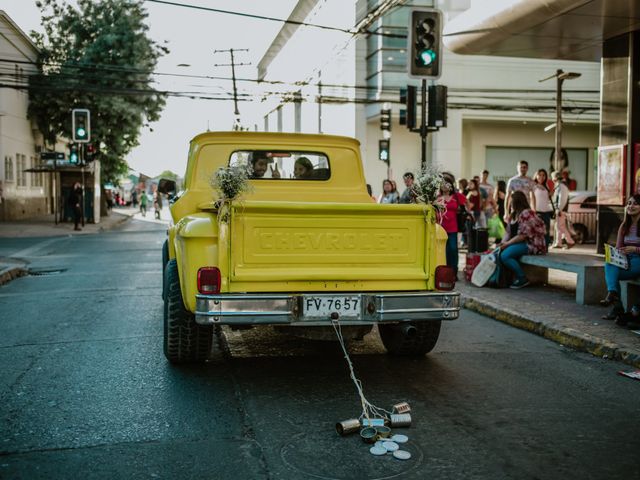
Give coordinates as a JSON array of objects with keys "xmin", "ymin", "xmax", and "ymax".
[{"xmin": 144, "ymin": 0, "xmax": 406, "ymax": 38}]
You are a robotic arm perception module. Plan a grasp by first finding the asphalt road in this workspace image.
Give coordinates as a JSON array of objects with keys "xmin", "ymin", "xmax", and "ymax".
[{"xmin": 0, "ymin": 219, "xmax": 639, "ymax": 479}]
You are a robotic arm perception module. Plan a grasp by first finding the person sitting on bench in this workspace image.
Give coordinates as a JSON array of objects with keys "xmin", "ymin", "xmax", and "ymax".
[
  {"xmin": 600, "ymin": 193, "xmax": 640, "ymax": 322},
  {"xmin": 498, "ymin": 190, "xmax": 547, "ymax": 289}
]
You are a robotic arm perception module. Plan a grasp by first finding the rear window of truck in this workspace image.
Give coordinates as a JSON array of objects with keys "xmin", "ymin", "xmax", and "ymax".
[{"xmin": 229, "ymin": 151, "xmax": 330, "ymax": 180}]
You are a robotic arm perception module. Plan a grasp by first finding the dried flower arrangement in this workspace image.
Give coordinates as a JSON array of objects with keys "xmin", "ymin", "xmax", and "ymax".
[
  {"xmin": 411, "ymin": 163, "xmax": 445, "ymax": 211},
  {"xmin": 210, "ymin": 165, "xmax": 252, "ymax": 222}
]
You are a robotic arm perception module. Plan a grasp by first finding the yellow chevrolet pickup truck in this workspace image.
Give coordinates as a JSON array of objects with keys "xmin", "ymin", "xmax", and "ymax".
[{"xmin": 160, "ymin": 131, "xmax": 459, "ymax": 363}]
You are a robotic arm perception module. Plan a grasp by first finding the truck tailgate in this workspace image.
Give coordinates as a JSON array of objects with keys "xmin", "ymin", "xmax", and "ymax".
[{"xmin": 225, "ymin": 201, "xmax": 433, "ymax": 292}]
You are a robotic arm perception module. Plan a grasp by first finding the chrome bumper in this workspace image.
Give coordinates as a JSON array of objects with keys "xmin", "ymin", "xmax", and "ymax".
[{"xmin": 195, "ymin": 291, "xmax": 460, "ymax": 326}]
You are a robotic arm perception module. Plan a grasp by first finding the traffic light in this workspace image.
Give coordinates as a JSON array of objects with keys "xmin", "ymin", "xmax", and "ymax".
[
  {"xmin": 380, "ymin": 109, "xmax": 391, "ymax": 131},
  {"xmin": 428, "ymin": 85, "xmax": 448, "ymax": 127},
  {"xmin": 379, "ymin": 139, "xmax": 390, "ymax": 164},
  {"xmin": 85, "ymin": 144, "xmax": 96, "ymax": 162},
  {"xmin": 400, "ymin": 86, "xmax": 417, "ymax": 129},
  {"xmin": 69, "ymin": 144, "xmax": 79, "ymax": 164},
  {"xmin": 408, "ymin": 8, "xmax": 442, "ymax": 79},
  {"xmin": 72, "ymin": 108, "xmax": 91, "ymax": 143}
]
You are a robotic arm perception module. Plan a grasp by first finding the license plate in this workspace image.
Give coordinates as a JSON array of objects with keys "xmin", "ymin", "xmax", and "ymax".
[{"xmin": 302, "ymin": 295, "xmax": 361, "ymax": 319}]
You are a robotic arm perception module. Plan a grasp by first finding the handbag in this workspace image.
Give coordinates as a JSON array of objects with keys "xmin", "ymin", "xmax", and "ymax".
[
  {"xmin": 471, "ymin": 248, "xmax": 499, "ymax": 287},
  {"xmin": 487, "ymin": 214, "xmax": 506, "ymax": 239}
]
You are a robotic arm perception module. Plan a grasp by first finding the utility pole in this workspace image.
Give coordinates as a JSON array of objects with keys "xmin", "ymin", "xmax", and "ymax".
[
  {"xmin": 539, "ymin": 69, "xmax": 581, "ymax": 172},
  {"xmin": 213, "ymin": 49, "xmax": 250, "ymax": 130}
]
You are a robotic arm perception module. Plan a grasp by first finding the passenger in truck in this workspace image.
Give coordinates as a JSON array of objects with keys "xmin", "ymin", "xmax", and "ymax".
[
  {"xmin": 294, "ymin": 157, "xmax": 314, "ymax": 179},
  {"xmin": 250, "ymin": 152, "xmax": 280, "ymax": 179}
]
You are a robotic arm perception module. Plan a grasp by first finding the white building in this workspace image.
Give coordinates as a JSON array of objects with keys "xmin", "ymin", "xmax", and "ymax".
[
  {"xmin": 256, "ymin": 0, "xmax": 600, "ymax": 197},
  {"xmin": 0, "ymin": 10, "xmax": 50, "ymax": 220}
]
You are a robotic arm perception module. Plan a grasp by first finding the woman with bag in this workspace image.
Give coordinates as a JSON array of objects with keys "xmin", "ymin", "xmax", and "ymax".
[
  {"xmin": 600, "ymin": 194, "xmax": 640, "ymax": 323},
  {"xmin": 498, "ymin": 191, "xmax": 547, "ymax": 289},
  {"xmin": 437, "ymin": 173, "xmax": 471, "ymax": 278},
  {"xmin": 534, "ymin": 169, "xmax": 554, "ymax": 246}
]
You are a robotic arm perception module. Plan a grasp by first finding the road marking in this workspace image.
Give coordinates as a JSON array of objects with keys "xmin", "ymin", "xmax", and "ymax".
[{"xmin": 9, "ymin": 237, "xmax": 68, "ymax": 259}]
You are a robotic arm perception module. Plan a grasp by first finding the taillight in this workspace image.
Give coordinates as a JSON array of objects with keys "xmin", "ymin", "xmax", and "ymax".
[
  {"xmin": 197, "ymin": 267, "xmax": 221, "ymax": 294},
  {"xmin": 435, "ymin": 265, "xmax": 456, "ymax": 291}
]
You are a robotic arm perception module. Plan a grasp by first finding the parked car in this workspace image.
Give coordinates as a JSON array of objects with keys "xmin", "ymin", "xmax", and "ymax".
[{"xmin": 566, "ymin": 191, "xmax": 597, "ymax": 244}]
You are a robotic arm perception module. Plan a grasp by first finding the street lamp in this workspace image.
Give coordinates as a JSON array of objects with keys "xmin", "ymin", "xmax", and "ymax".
[{"xmin": 540, "ymin": 69, "xmax": 582, "ymax": 173}]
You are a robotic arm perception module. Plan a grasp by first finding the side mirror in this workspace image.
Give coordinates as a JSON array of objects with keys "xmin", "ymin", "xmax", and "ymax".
[{"xmin": 157, "ymin": 178, "xmax": 176, "ymax": 195}]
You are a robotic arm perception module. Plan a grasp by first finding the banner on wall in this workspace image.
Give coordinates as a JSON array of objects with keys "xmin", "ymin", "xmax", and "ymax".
[{"xmin": 597, "ymin": 144, "xmax": 626, "ymax": 205}]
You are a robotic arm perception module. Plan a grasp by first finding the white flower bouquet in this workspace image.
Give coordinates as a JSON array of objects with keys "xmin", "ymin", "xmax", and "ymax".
[
  {"xmin": 412, "ymin": 164, "xmax": 445, "ymax": 211},
  {"xmin": 210, "ymin": 165, "xmax": 252, "ymax": 222}
]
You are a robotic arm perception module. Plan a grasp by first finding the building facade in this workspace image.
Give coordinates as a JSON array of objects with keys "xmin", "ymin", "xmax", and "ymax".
[
  {"xmin": 0, "ymin": 10, "xmax": 50, "ymax": 220},
  {"xmin": 256, "ymin": 0, "xmax": 600, "ymax": 197}
]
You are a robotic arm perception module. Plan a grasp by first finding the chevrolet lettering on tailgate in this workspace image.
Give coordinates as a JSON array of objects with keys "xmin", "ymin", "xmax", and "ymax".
[{"xmin": 159, "ymin": 131, "xmax": 460, "ymax": 364}]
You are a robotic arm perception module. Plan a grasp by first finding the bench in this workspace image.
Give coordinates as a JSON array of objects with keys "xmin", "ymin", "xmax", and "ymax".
[
  {"xmin": 621, "ymin": 279, "xmax": 640, "ymax": 311},
  {"xmin": 519, "ymin": 253, "xmax": 606, "ymax": 305}
]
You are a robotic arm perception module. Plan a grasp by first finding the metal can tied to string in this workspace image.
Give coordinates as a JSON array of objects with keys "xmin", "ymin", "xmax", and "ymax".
[
  {"xmin": 336, "ymin": 418, "xmax": 361, "ymax": 436},
  {"xmin": 390, "ymin": 413, "xmax": 412, "ymax": 428},
  {"xmin": 392, "ymin": 402, "xmax": 411, "ymax": 414}
]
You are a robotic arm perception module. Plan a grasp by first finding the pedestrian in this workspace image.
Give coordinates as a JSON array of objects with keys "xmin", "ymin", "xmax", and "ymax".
[
  {"xmin": 154, "ymin": 190, "xmax": 163, "ymax": 220},
  {"xmin": 68, "ymin": 182, "xmax": 83, "ymax": 231},
  {"xmin": 505, "ymin": 160, "xmax": 536, "ymax": 220},
  {"xmin": 561, "ymin": 168, "xmax": 577, "ymax": 191},
  {"xmin": 105, "ymin": 189, "xmax": 113, "ymax": 211},
  {"xmin": 140, "ymin": 188, "xmax": 148, "ymax": 217},
  {"xmin": 466, "ymin": 179, "xmax": 486, "ymax": 228},
  {"xmin": 600, "ymin": 194, "xmax": 640, "ymax": 323},
  {"xmin": 132, "ymin": 190, "xmax": 138, "ymax": 208},
  {"xmin": 534, "ymin": 169, "xmax": 554, "ymax": 246},
  {"xmin": 437, "ymin": 173, "xmax": 471, "ymax": 277},
  {"xmin": 378, "ymin": 179, "xmax": 399, "ymax": 204},
  {"xmin": 550, "ymin": 171, "xmax": 575, "ymax": 249},
  {"xmin": 498, "ymin": 190, "xmax": 547, "ymax": 289},
  {"xmin": 495, "ymin": 180, "xmax": 507, "ymax": 228},
  {"xmin": 399, "ymin": 172, "xmax": 416, "ymax": 204},
  {"xmin": 457, "ymin": 178, "xmax": 469, "ymax": 196},
  {"xmin": 366, "ymin": 184, "xmax": 376, "ymax": 202},
  {"xmin": 478, "ymin": 170, "xmax": 496, "ymax": 218}
]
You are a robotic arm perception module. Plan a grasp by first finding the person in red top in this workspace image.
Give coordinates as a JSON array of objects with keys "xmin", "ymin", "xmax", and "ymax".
[{"xmin": 437, "ymin": 173, "xmax": 471, "ymax": 277}]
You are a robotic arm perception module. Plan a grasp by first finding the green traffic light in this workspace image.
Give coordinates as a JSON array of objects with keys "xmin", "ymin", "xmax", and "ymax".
[
  {"xmin": 419, "ymin": 49, "xmax": 436, "ymax": 66},
  {"xmin": 77, "ymin": 127, "xmax": 86, "ymax": 138},
  {"xmin": 70, "ymin": 153, "xmax": 78, "ymax": 164}
]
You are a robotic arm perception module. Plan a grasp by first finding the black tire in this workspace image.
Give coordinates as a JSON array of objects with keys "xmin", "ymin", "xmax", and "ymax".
[
  {"xmin": 164, "ymin": 259, "xmax": 213, "ymax": 363},
  {"xmin": 379, "ymin": 321, "xmax": 441, "ymax": 356},
  {"xmin": 161, "ymin": 239, "xmax": 169, "ymax": 300},
  {"xmin": 572, "ymin": 224, "xmax": 587, "ymax": 244}
]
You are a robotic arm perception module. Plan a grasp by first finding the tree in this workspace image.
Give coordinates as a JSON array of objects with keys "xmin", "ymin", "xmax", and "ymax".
[
  {"xmin": 28, "ymin": 0, "xmax": 168, "ymax": 184},
  {"xmin": 156, "ymin": 170, "xmax": 179, "ymax": 180}
]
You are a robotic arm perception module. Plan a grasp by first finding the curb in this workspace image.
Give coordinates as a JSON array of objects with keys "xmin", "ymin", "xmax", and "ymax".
[
  {"xmin": 0, "ymin": 266, "xmax": 28, "ymax": 286},
  {"xmin": 462, "ymin": 296, "xmax": 640, "ymax": 369}
]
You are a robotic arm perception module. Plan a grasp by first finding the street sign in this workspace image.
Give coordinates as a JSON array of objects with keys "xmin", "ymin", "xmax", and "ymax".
[{"xmin": 40, "ymin": 152, "xmax": 65, "ymax": 161}]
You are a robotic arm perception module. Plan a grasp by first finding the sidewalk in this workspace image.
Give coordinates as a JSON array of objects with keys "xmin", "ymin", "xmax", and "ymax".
[
  {"xmin": 459, "ymin": 246, "xmax": 640, "ymax": 369},
  {"xmin": 0, "ymin": 207, "xmax": 139, "ymax": 285}
]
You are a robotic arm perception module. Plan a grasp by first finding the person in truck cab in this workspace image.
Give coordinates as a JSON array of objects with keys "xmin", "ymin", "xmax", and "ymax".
[
  {"xmin": 294, "ymin": 157, "xmax": 314, "ymax": 179},
  {"xmin": 250, "ymin": 152, "xmax": 281, "ymax": 179}
]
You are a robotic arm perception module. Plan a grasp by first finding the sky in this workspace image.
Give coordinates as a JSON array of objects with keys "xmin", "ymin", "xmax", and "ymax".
[{"xmin": 0, "ymin": 0, "xmax": 300, "ymax": 177}]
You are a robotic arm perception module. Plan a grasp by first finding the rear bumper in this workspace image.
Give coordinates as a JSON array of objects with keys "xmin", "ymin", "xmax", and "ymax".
[{"xmin": 195, "ymin": 291, "xmax": 460, "ymax": 326}]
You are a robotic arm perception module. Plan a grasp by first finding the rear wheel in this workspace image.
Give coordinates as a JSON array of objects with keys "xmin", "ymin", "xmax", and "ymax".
[
  {"xmin": 164, "ymin": 259, "xmax": 213, "ymax": 363},
  {"xmin": 379, "ymin": 321, "xmax": 441, "ymax": 356}
]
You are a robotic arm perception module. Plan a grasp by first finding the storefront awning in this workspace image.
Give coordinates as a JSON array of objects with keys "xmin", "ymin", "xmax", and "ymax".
[{"xmin": 443, "ymin": 0, "xmax": 640, "ymax": 61}]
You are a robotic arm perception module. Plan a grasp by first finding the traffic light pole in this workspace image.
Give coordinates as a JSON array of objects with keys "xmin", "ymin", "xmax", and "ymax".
[
  {"xmin": 420, "ymin": 79, "xmax": 428, "ymax": 169},
  {"xmin": 81, "ymin": 145, "xmax": 85, "ymax": 227}
]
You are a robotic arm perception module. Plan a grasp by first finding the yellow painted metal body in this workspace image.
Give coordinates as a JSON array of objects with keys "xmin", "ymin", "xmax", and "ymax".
[{"xmin": 168, "ymin": 131, "xmax": 447, "ymax": 313}]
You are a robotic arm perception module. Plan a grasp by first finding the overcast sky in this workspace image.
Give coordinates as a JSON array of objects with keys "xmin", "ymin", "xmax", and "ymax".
[{"xmin": 0, "ymin": 0, "xmax": 299, "ymax": 177}]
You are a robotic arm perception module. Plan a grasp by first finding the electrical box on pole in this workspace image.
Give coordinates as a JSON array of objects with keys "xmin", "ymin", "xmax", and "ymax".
[{"xmin": 408, "ymin": 8, "xmax": 443, "ymax": 79}]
